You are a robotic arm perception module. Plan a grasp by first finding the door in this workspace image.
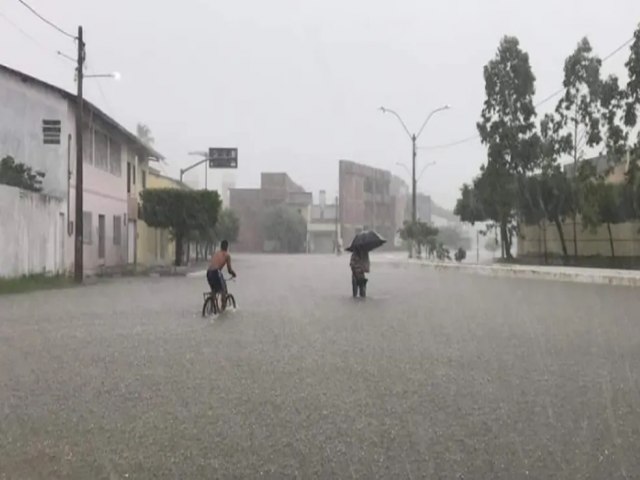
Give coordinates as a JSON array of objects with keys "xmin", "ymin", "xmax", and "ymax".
[
  {"xmin": 98, "ymin": 214, "xmax": 106, "ymax": 261},
  {"xmin": 58, "ymin": 213, "xmax": 65, "ymax": 272},
  {"xmin": 128, "ymin": 220, "xmax": 136, "ymax": 264}
]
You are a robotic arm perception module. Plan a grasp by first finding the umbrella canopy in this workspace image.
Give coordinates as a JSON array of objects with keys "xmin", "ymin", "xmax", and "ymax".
[{"xmin": 346, "ymin": 230, "xmax": 386, "ymax": 253}]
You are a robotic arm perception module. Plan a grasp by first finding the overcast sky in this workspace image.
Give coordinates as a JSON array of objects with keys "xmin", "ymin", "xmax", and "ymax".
[{"xmin": 2, "ymin": 0, "xmax": 640, "ymax": 208}]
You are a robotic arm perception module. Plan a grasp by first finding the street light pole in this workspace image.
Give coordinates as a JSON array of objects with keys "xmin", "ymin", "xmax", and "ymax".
[
  {"xmin": 380, "ymin": 105, "xmax": 450, "ymax": 256},
  {"xmin": 411, "ymin": 134, "xmax": 417, "ymax": 224}
]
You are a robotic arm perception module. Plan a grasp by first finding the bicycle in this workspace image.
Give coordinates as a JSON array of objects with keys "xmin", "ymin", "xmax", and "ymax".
[{"xmin": 202, "ymin": 277, "xmax": 236, "ymax": 317}]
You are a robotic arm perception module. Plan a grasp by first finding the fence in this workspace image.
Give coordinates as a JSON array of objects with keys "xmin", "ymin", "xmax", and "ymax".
[
  {"xmin": 519, "ymin": 218, "xmax": 640, "ymax": 260},
  {"xmin": 0, "ymin": 184, "xmax": 66, "ymax": 277}
]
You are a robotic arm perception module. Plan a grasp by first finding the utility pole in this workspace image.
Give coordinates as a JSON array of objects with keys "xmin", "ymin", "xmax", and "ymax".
[
  {"xmin": 74, "ymin": 26, "xmax": 85, "ymax": 283},
  {"xmin": 334, "ymin": 195, "xmax": 339, "ymax": 253},
  {"xmin": 411, "ymin": 134, "xmax": 417, "ymax": 224}
]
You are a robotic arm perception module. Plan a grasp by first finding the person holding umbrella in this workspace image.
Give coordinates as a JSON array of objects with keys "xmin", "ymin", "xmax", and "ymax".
[
  {"xmin": 346, "ymin": 230, "xmax": 385, "ymax": 298},
  {"xmin": 350, "ymin": 247, "xmax": 370, "ymax": 297}
]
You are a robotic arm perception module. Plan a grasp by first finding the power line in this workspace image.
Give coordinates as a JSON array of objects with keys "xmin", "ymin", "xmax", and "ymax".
[
  {"xmin": 419, "ymin": 134, "xmax": 479, "ymax": 150},
  {"xmin": 420, "ymin": 35, "xmax": 635, "ymax": 151},
  {"xmin": 1, "ymin": 10, "xmax": 46, "ymax": 50},
  {"xmin": 1, "ymin": 11, "xmax": 73, "ymax": 67},
  {"xmin": 602, "ymin": 37, "xmax": 634, "ymax": 62},
  {"xmin": 16, "ymin": 0, "xmax": 76, "ymax": 39}
]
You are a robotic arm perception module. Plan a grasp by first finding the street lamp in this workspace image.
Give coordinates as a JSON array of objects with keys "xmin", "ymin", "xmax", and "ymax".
[
  {"xmin": 180, "ymin": 151, "xmax": 210, "ymax": 188},
  {"xmin": 397, "ymin": 160, "xmax": 436, "ymax": 183},
  {"xmin": 85, "ymin": 71, "xmax": 121, "ymax": 80},
  {"xmin": 380, "ymin": 105, "xmax": 449, "ymax": 224},
  {"xmin": 380, "ymin": 105, "xmax": 450, "ymax": 255}
]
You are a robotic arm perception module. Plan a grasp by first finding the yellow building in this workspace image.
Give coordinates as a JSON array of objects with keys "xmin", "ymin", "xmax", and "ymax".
[{"xmin": 137, "ymin": 168, "xmax": 189, "ymax": 267}]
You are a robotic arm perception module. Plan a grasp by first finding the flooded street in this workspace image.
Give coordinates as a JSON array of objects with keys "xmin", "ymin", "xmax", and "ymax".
[{"xmin": 1, "ymin": 254, "xmax": 640, "ymax": 478}]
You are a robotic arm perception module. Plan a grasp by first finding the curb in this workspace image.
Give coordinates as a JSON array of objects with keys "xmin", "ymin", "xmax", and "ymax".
[{"xmin": 375, "ymin": 258, "xmax": 640, "ymax": 287}]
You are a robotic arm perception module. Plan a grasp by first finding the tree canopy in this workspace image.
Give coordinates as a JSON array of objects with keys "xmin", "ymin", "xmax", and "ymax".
[
  {"xmin": 140, "ymin": 188, "xmax": 221, "ymax": 265},
  {"xmin": 263, "ymin": 206, "xmax": 307, "ymax": 253},
  {"xmin": 475, "ymin": 35, "xmax": 540, "ymax": 259},
  {"xmin": 456, "ymin": 24, "xmax": 640, "ymax": 262},
  {"xmin": 136, "ymin": 123, "xmax": 155, "ymax": 146}
]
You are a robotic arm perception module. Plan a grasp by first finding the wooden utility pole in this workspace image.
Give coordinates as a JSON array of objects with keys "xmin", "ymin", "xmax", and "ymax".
[{"xmin": 74, "ymin": 26, "xmax": 85, "ymax": 283}]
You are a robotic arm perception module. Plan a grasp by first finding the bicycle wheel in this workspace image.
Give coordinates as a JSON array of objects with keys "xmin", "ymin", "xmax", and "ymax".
[
  {"xmin": 212, "ymin": 294, "xmax": 220, "ymax": 315},
  {"xmin": 202, "ymin": 296, "xmax": 214, "ymax": 317},
  {"xmin": 226, "ymin": 294, "xmax": 236, "ymax": 310}
]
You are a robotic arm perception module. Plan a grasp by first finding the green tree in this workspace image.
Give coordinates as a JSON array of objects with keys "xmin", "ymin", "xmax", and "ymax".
[
  {"xmin": 555, "ymin": 37, "xmax": 603, "ymax": 257},
  {"xmin": 136, "ymin": 123, "xmax": 155, "ymax": 146},
  {"xmin": 454, "ymin": 183, "xmax": 485, "ymax": 224},
  {"xmin": 476, "ymin": 36, "xmax": 540, "ymax": 259},
  {"xmin": 213, "ymin": 208, "xmax": 240, "ymax": 245},
  {"xmin": 0, "ymin": 156, "xmax": 45, "ymax": 192},
  {"xmin": 519, "ymin": 114, "xmax": 575, "ymax": 259},
  {"xmin": 581, "ymin": 175, "xmax": 625, "ymax": 258},
  {"xmin": 398, "ymin": 220, "xmax": 438, "ymax": 255},
  {"xmin": 263, "ymin": 206, "xmax": 307, "ymax": 253},
  {"xmin": 140, "ymin": 189, "xmax": 221, "ymax": 265},
  {"xmin": 625, "ymin": 24, "xmax": 640, "ymax": 131}
]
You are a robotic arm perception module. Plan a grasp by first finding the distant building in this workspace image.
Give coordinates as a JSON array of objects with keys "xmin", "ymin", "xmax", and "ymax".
[
  {"xmin": 220, "ymin": 171, "xmax": 236, "ymax": 206},
  {"xmin": 230, "ymin": 172, "xmax": 312, "ymax": 252},
  {"xmin": 338, "ymin": 160, "xmax": 407, "ymax": 249},
  {"xmin": 308, "ymin": 190, "xmax": 339, "ymax": 253}
]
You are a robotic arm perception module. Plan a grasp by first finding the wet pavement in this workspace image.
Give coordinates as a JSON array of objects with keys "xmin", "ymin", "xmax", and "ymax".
[{"xmin": 1, "ymin": 254, "xmax": 640, "ymax": 479}]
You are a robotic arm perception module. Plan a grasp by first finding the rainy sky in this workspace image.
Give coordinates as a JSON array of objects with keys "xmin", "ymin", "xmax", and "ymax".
[{"xmin": 2, "ymin": 0, "xmax": 640, "ymax": 208}]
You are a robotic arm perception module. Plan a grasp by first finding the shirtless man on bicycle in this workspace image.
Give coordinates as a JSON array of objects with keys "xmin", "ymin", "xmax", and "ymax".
[{"xmin": 206, "ymin": 240, "xmax": 237, "ymax": 302}]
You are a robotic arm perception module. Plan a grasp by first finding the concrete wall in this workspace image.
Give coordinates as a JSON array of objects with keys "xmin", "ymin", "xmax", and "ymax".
[
  {"xmin": 0, "ymin": 185, "xmax": 66, "ymax": 277},
  {"xmin": 137, "ymin": 171, "xmax": 181, "ymax": 267},
  {"xmin": 519, "ymin": 219, "xmax": 640, "ymax": 258},
  {"xmin": 0, "ymin": 71, "xmax": 71, "ymax": 199}
]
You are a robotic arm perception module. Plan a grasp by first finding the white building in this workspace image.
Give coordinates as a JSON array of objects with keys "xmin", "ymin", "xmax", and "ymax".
[{"xmin": 0, "ymin": 63, "xmax": 163, "ymax": 278}]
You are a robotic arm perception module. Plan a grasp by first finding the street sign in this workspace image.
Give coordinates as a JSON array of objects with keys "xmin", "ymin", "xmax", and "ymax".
[{"xmin": 208, "ymin": 148, "xmax": 238, "ymax": 169}]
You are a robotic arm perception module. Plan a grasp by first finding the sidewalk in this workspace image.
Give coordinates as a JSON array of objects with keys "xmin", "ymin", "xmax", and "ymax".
[{"xmin": 373, "ymin": 253, "xmax": 640, "ymax": 287}]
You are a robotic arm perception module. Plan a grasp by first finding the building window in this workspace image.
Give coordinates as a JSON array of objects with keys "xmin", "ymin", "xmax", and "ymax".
[
  {"xmin": 127, "ymin": 162, "xmax": 131, "ymax": 193},
  {"xmin": 94, "ymin": 130, "xmax": 109, "ymax": 171},
  {"xmin": 141, "ymin": 170, "xmax": 147, "ymax": 189},
  {"xmin": 109, "ymin": 139, "xmax": 122, "ymax": 177},
  {"xmin": 83, "ymin": 211, "xmax": 93, "ymax": 244},
  {"xmin": 42, "ymin": 119, "xmax": 61, "ymax": 145},
  {"xmin": 82, "ymin": 125, "xmax": 93, "ymax": 164},
  {"xmin": 98, "ymin": 214, "xmax": 106, "ymax": 260},
  {"xmin": 113, "ymin": 215, "xmax": 122, "ymax": 245}
]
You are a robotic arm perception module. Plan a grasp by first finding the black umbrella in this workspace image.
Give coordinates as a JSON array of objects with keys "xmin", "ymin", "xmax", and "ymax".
[{"xmin": 346, "ymin": 230, "xmax": 386, "ymax": 253}]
